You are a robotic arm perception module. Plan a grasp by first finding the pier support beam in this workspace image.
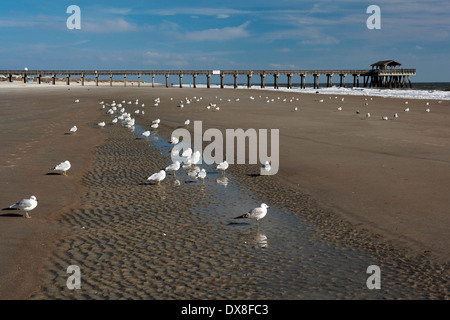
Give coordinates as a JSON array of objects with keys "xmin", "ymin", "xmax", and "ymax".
[
  {"xmin": 165, "ymin": 74, "xmax": 169, "ymax": 88},
  {"xmin": 326, "ymin": 74, "xmax": 333, "ymax": 88},
  {"xmin": 353, "ymin": 74, "xmax": 360, "ymax": 87},
  {"xmin": 220, "ymin": 74, "xmax": 224, "ymax": 88},
  {"xmin": 81, "ymin": 74, "xmax": 85, "ymax": 86},
  {"xmin": 66, "ymin": 74, "xmax": 70, "ymax": 85},
  {"xmin": 179, "ymin": 74, "xmax": 183, "ymax": 88},
  {"xmin": 95, "ymin": 74, "xmax": 99, "ymax": 86},
  {"xmin": 138, "ymin": 74, "xmax": 141, "ymax": 87},
  {"xmin": 152, "ymin": 74, "xmax": 155, "ymax": 87},
  {"xmin": 313, "ymin": 74, "xmax": 319, "ymax": 89},
  {"xmin": 193, "ymin": 74, "xmax": 197, "ymax": 88},
  {"xmin": 52, "ymin": 74, "xmax": 56, "ymax": 85},
  {"xmin": 23, "ymin": 74, "xmax": 27, "ymax": 83},
  {"xmin": 273, "ymin": 74, "xmax": 279, "ymax": 89},
  {"xmin": 300, "ymin": 74, "xmax": 305, "ymax": 89},
  {"xmin": 247, "ymin": 74, "xmax": 252, "ymax": 88},
  {"xmin": 260, "ymin": 74, "xmax": 265, "ymax": 88},
  {"xmin": 8, "ymin": 74, "xmax": 12, "ymax": 82},
  {"xmin": 110, "ymin": 74, "xmax": 113, "ymax": 87},
  {"xmin": 339, "ymin": 74, "xmax": 346, "ymax": 88},
  {"xmin": 233, "ymin": 73, "xmax": 238, "ymax": 88},
  {"xmin": 124, "ymin": 74, "xmax": 127, "ymax": 87},
  {"xmin": 37, "ymin": 74, "xmax": 41, "ymax": 84},
  {"xmin": 287, "ymin": 74, "xmax": 292, "ymax": 89},
  {"xmin": 206, "ymin": 74, "xmax": 211, "ymax": 88}
]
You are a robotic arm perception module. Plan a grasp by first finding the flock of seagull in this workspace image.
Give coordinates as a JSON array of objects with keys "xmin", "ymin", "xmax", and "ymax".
[
  {"xmin": 7, "ymin": 91, "xmax": 437, "ymax": 222},
  {"xmin": 4, "ymin": 95, "xmax": 271, "ymax": 224}
]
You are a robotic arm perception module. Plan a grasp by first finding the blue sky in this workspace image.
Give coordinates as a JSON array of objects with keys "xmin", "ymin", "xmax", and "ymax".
[{"xmin": 0, "ymin": 0, "xmax": 448, "ymax": 81}]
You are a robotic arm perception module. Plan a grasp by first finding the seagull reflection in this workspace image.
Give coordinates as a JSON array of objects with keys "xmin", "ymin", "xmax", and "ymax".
[
  {"xmin": 216, "ymin": 176, "xmax": 229, "ymax": 187},
  {"xmin": 255, "ymin": 228, "xmax": 268, "ymax": 248}
]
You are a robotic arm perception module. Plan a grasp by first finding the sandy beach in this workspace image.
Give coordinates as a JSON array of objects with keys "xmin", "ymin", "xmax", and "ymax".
[{"xmin": 0, "ymin": 83, "xmax": 449, "ymax": 299}]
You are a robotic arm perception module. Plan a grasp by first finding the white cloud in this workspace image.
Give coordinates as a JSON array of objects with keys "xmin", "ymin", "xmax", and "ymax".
[
  {"xmin": 182, "ymin": 21, "xmax": 251, "ymax": 42},
  {"xmin": 82, "ymin": 18, "xmax": 138, "ymax": 33}
]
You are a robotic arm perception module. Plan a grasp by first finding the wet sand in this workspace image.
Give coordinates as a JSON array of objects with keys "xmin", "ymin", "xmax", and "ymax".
[{"xmin": 0, "ymin": 83, "xmax": 449, "ymax": 299}]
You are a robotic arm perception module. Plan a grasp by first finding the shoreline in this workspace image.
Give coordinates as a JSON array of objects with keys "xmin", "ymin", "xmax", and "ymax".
[{"xmin": 1, "ymin": 84, "xmax": 449, "ymax": 299}]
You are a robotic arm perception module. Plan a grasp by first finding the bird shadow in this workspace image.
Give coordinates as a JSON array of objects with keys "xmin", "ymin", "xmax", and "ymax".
[
  {"xmin": 45, "ymin": 172, "xmax": 61, "ymax": 176},
  {"xmin": 227, "ymin": 221, "xmax": 250, "ymax": 226},
  {"xmin": 64, "ymin": 132, "xmax": 72, "ymax": 135},
  {"xmin": 0, "ymin": 210, "xmax": 24, "ymax": 218},
  {"xmin": 247, "ymin": 173, "xmax": 262, "ymax": 178}
]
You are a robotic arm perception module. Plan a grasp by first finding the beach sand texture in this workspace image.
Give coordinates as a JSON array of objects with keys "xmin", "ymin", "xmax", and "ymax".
[{"xmin": 0, "ymin": 84, "xmax": 449, "ymax": 299}]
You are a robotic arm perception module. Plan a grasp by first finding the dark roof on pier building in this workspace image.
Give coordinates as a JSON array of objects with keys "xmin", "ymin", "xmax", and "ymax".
[{"xmin": 371, "ymin": 60, "xmax": 402, "ymax": 70}]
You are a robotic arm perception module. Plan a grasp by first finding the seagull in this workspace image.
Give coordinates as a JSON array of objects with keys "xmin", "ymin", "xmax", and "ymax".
[
  {"xmin": 382, "ymin": 116, "xmax": 389, "ymax": 120},
  {"xmin": 426, "ymin": 108, "xmax": 430, "ymax": 113},
  {"xmin": 112, "ymin": 118, "xmax": 118, "ymax": 124},
  {"xmin": 184, "ymin": 119, "xmax": 190, "ymax": 125},
  {"xmin": 394, "ymin": 113, "xmax": 399, "ymax": 118},
  {"xmin": 404, "ymin": 107, "xmax": 410, "ymax": 112},
  {"xmin": 53, "ymin": 160, "xmax": 71, "ymax": 176},
  {"xmin": 151, "ymin": 123, "xmax": 159, "ymax": 129},
  {"xmin": 98, "ymin": 121, "xmax": 106, "ymax": 127},
  {"xmin": 6, "ymin": 195, "xmax": 38, "ymax": 218},
  {"xmin": 216, "ymin": 160, "xmax": 229, "ymax": 175},
  {"xmin": 152, "ymin": 119, "xmax": 160, "ymax": 124},
  {"xmin": 182, "ymin": 147, "xmax": 193, "ymax": 158},
  {"xmin": 165, "ymin": 161, "xmax": 180, "ymax": 178},
  {"xmin": 294, "ymin": 107, "xmax": 298, "ymax": 111},
  {"xmin": 70, "ymin": 125, "xmax": 77, "ymax": 135},
  {"xmin": 366, "ymin": 113, "xmax": 371, "ymax": 118},
  {"xmin": 234, "ymin": 203, "xmax": 270, "ymax": 225},
  {"xmin": 169, "ymin": 136, "xmax": 179, "ymax": 144},
  {"xmin": 75, "ymin": 99, "xmax": 80, "ymax": 103},
  {"xmin": 142, "ymin": 130, "xmax": 151, "ymax": 138},
  {"xmin": 261, "ymin": 161, "xmax": 271, "ymax": 175},
  {"xmin": 147, "ymin": 170, "xmax": 166, "ymax": 186},
  {"xmin": 196, "ymin": 168, "xmax": 207, "ymax": 183},
  {"xmin": 337, "ymin": 107, "xmax": 342, "ymax": 111}
]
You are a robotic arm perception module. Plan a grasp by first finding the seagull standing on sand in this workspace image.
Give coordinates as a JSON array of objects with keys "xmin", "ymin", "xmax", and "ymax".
[
  {"xmin": 70, "ymin": 125, "xmax": 77, "ymax": 135},
  {"xmin": 196, "ymin": 168, "xmax": 207, "ymax": 183},
  {"xmin": 169, "ymin": 136, "xmax": 179, "ymax": 144},
  {"xmin": 53, "ymin": 160, "xmax": 71, "ymax": 176},
  {"xmin": 234, "ymin": 203, "xmax": 270, "ymax": 225},
  {"xmin": 98, "ymin": 121, "xmax": 106, "ymax": 127},
  {"xmin": 6, "ymin": 195, "xmax": 38, "ymax": 219},
  {"xmin": 216, "ymin": 160, "xmax": 229, "ymax": 175},
  {"xmin": 165, "ymin": 161, "xmax": 181, "ymax": 178},
  {"xmin": 147, "ymin": 170, "xmax": 166, "ymax": 186},
  {"xmin": 261, "ymin": 161, "xmax": 271, "ymax": 175},
  {"xmin": 142, "ymin": 130, "xmax": 151, "ymax": 138}
]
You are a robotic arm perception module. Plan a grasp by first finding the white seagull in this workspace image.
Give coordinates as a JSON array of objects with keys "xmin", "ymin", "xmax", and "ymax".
[
  {"xmin": 184, "ymin": 119, "xmax": 190, "ymax": 125},
  {"xmin": 169, "ymin": 136, "xmax": 179, "ymax": 144},
  {"xmin": 7, "ymin": 195, "xmax": 38, "ymax": 218},
  {"xmin": 98, "ymin": 121, "xmax": 106, "ymax": 127},
  {"xmin": 216, "ymin": 160, "xmax": 229, "ymax": 175},
  {"xmin": 261, "ymin": 161, "xmax": 271, "ymax": 175},
  {"xmin": 70, "ymin": 125, "xmax": 77, "ymax": 135},
  {"xmin": 234, "ymin": 203, "xmax": 270, "ymax": 225},
  {"xmin": 142, "ymin": 130, "xmax": 151, "ymax": 138},
  {"xmin": 147, "ymin": 170, "xmax": 166, "ymax": 186},
  {"xmin": 53, "ymin": 160, "xmax": 71, "ymax": 176},
  {"xmin": 196, "ymin": 168, "xmax": 207, "ymax": 183},
  {"xmin": 165, "ymin": 161, "xmax": 181, "ymax": 178}
]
